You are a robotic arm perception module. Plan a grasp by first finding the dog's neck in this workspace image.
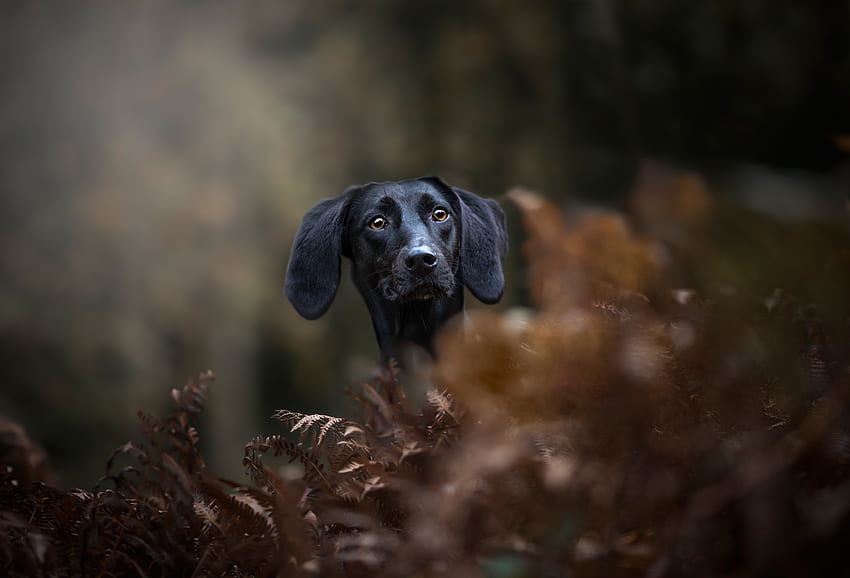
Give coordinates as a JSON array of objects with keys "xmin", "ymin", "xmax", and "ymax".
[{"xmin": 355, "ymin": 283, "xmax": 464, "ymax": 364}]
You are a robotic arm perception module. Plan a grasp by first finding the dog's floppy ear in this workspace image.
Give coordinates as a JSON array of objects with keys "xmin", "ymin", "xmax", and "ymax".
[
  {"xmin": 285, "ymin": 190, "xmax": 353, "ymax": 320},
  {"xmin": 455, "ymin": 188, "xmax": 508, "ymax": 304},
  {"xmin": 427, "ymin": 178, "xmax": 508, "ymax": 304}
]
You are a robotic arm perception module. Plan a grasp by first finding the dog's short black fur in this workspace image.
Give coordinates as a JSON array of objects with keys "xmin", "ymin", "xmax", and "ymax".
[{"xmin": 285, "ymin": 176, "xmax": 508, "ymax": 362}]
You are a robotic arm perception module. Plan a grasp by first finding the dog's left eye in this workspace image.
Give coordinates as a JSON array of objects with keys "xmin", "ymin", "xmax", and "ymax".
[
  {"xmin": 369, "ymin": 216, "xmax": 387, "ymax": 230},
  {"xmin": 432, "ymin": 208, "xmax": 449, "ymax": 222}
]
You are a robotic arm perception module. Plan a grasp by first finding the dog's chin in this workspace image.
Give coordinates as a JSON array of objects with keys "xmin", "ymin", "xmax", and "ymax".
[{"xmin": 382, "ymin": 280, "xmax": 452, "ymax": 304}]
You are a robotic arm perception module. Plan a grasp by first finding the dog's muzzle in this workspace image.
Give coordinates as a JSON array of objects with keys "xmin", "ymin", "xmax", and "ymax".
[
  {"xmin": 380, "ymin": 245, "xmax": 454, "ymax": 302},
  {"xmin": 404, "ymin": 245, "xmax": 438, "ymax": 275}
]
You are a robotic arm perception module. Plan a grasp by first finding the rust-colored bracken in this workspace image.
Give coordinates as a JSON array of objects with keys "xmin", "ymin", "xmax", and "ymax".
[{"xmin": 3, "ymin": 170, "xmax": 850, "ymax": 576}]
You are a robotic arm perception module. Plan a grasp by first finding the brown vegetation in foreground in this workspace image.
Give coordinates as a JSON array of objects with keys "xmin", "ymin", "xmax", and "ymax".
[{"xmin": 3, "ymin": 166, "xmax": 850, "ymax": 576}]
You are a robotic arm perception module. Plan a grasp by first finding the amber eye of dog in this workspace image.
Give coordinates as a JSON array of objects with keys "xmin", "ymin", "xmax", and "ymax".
[
  {"xmin": 432, "ymin": 208, "xmax": 448, "ymax": 222},
  {"xmin": 369, "ymin": 216, "xmax": 386, "ymax": 230}
]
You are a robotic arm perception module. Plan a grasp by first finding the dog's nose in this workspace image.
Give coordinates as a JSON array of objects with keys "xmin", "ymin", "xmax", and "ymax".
[{"xmin": 405, "ymin": 247, "xmax": 438, "ymax": 273}]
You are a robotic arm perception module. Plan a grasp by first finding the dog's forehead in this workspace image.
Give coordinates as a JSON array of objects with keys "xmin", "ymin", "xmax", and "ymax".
[{"xmin": 354, "ymin": 180, "xmax": 448, "ymax": 208}]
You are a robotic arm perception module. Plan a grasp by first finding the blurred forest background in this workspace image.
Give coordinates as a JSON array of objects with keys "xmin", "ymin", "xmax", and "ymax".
[{"xmin": 1, "ymin": 0, "xmax": 848, "ymax": 488}]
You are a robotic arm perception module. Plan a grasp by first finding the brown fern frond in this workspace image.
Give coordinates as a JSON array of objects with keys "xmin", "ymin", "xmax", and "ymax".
[
  {"xmin": 193, "ymin": 498, "xmax": 220, "ymax": 535},
  {"xmin": 169, "ymin": 369, "xmax": 214, "ymax": 417},
  {"xmin": 426, "ymin": 388, "xmax": 456, "ymax": 422},
  {"xmin": 273, "ymin": 409, "xmax": 349, "ymax": 449},
  {"xmin": 243, "ymin": 435, "xmax": 330, "ymax": 491}
]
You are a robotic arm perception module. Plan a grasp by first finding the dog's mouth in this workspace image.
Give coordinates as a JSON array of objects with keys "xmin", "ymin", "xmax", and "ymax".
[{"xmin": 381, "ymin": 278, "xmax": 453, "ymax": 303}]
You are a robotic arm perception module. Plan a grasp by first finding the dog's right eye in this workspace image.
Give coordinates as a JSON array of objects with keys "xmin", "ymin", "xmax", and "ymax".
[{"xmin": 369, "ymin": 216, "xmax": 386, "ymax": 230}]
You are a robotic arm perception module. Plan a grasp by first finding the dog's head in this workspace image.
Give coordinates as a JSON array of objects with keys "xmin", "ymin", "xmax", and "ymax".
[
  {"xmin": 285, "ymin": 177, "xmax": 507, "ymax": 320},
  {"xmin": 344, "ymin": 179, "xmax": 460, "ymax": 304}
]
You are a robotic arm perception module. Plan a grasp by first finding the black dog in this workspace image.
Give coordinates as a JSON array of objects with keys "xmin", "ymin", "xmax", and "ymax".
[{"xmin": 285, "ymin": 176, "xmax": 508, "ymax": 362}]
